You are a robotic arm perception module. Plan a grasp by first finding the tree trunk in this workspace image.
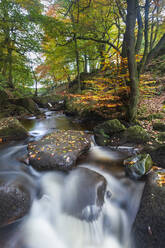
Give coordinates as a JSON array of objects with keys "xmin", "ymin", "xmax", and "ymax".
[
  {"xmin": 135, "ymin": 3, "xmax": 143, "ymax": 54},
  {"xmin": 8, "ymin": 48, "xmax": 14, "ymax": 89},
  {"xmin": 138, "ymin": 0, "xmax": 149, "ymax": 75},
  {"xmin": 145, "ymin": 33, "xmax": 165, "ymax": 67},
  {"xmin": 74, "ymin": 36, "xmax": 81, "ymax": 93},
  {"xmin": 125, "ymin": 0, "xmax": 139, "ymax": 122}
]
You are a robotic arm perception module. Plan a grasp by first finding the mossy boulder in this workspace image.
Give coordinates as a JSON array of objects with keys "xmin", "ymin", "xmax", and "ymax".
[
  {"xmin": 0, "ymin": 117, "xmax": 28, "ymax": 141},
  {"xmin": 124, "ymin": 125, "xmax": 150, "ymax": 144},
  {"xmin": 94, "ymin": 119, "xmax": 126, "ymax": 146},
  {"xmin": 0, "ymin": 104, "xmax": 30, "ymax": 118},
  {"xmin": 157, "ymin": 132, "xmax": 165, "ymax": 141},
  {"xmin": 124, "ymin": 153, "xmax": 153, "ymax": 180},
  {"xmin": 153, "ymin": 122, "xmax": 165, "ymax": 132},
  {"xmin": 9, "ymin": 98, "xmax": 40, "ymax": 115}
]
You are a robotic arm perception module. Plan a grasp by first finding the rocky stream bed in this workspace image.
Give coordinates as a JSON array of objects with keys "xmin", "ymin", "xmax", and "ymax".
[{"xmin": 0, "ymin": 106, "xmax": 164, "ymax": 248}]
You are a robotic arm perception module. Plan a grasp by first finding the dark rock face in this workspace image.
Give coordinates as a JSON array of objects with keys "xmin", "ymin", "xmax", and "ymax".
[
  {"xmin": 9, "ymin": 98, "xmax": 40, "ymax": 115},
  {"xmin": 124, "ymin": 154, "xmax": 153, "ymax": 180},
  {"xmin": 144, "ymin": 144, "xmax": 165, "ymax": 169},
  {"xmin": 62, "ymin": 167, "xmax": 107, "ymax": 222},
  {"xmin": 94, "ymin": 119, "xmax": 126, "ymax": 146},
  {"xmin": 153, "ymin": 122, "xmax": 165, "ymax": 132},
  {"xmin": 33, "ymin": 95, "xmax": 66, "ymax": 110},
  {"xmin": 132, "ymin": 170, "xmax": 165, "ymax": 248},
  {"xmin": 0, "ymin": 172, "xmax": 36, "ymax": 227},
  {"xmin": 28, "ymin": 130, "xmax": 91, "ymax": 171},
  {"xmin": 0, "ymin": 117, "xmax": 28, "ymax": 141}
]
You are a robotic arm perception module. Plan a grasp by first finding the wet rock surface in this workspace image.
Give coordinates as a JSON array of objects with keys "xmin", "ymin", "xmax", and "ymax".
[
  {"xmin": 132, "ymin": 169, "xmax": 165, "ymax": 248},
  {"xmin": 124, "ymin": 154, "xmax": 153, "ymax": 180},
  {"xmin": 94, "ymin": 119, "xmax": 126, "ymax": 146},
  {"xmin": 0, "ymin": 172, "xmax": 36, "ymax": 227},
  {"xmin": 28, "ymin": 130, "xmax": 91, "ymax": 171},
  {"xmin": 0, "ymin": 117, "xmax": 28, "ymax": 141},
  {"xmin": 144, "ymin": 144, "xmax": 165, "ymax": 169},
  {"xmin": 62, "ymin": 167, "xmax": 107, "ymax": 221}
]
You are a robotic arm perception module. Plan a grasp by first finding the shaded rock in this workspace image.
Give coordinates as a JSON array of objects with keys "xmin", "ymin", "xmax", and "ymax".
[
  {"xmin": 62, "ymin": 167, "xmax": 107, "ymax": 222},
  {"xmin": 0, "ymin": 89, "xmax": 9, "ymax": 106},
  {"xmin": 124, "ymin": 154, "xmax": 153, "ymax": 180},
  {"xmin": 0, "ymin": 172, "xmax": 36, "ymax": 227},
  {"xmin": 28, "ymin": 130, "xmax": 91, "ymax": 171},
  {"xmin": 157, "ymin": 132, "xmax": 165, "ymax": 141},
  {"xmin": 145, "ymin": 144, "xmax": 165, "ymax": 168},
  {"xmin": 94, "ymin": 119, "xmax": 126, "ymax": 146},
  {"xmin": 132, "ymin": 169, "xmax": 165, "ymax": 248},
  {"xmin": 153, "ymin": 122, "xmax": 165, "ymax": 132},
  {"xmin": 34, "ymin": 95, "xmax": 66, "ymax": 110},
  {"xmin": 0, "ymin": 117, "xmax": 28, "ymax": 141},
  {"xmin": 124, "ymin": 125, "xmax": 150, "ymax": 144},
  {"xmin": 0, "ymin": 104, "xmax": 30, "ymax": 118},
  {"xmin": 9, "ymin": 98, "xmax": 40, "ymax": 115}
]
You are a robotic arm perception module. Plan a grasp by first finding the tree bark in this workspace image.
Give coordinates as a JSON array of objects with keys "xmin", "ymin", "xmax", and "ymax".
[
  {"xmin": 145, "ymin": 33, "xmax": 165, "ymax": 67},
  {"xmin": 125, "ymin": 0, "xmax": 139, "ymax": 122},
  {"xmin": 8, "ymin": 48, "xmax": 14, "ymax": 89},
  {"xmin": 135, "ymin": 3, "xmax": 143, "ymax": 54}
]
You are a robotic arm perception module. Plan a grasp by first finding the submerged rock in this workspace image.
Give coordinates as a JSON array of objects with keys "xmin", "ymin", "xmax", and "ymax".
[
  {"xmin": 124, "ymin": 153, "xmax": 153, "ymax": 180},
  {"xmin": 28, "ymin": 130, "xmax": 91, "ymax": 171},
  {"xmin": 132, "ymin": 169, "xmax": 165, "ymax": 248},
  {"xmin": 94, "ymin": 119, "xmax": 126, "ymax": 146},
  {"xmin": 0, "ymin": 172, "xmax": 36, "ymax": 227},
  {"xmin": 62, "ymin": 167, "xmax": 107, "ymax": 221},
  {"xmin": 0, "ymin": 117, "xmax": 28, "ymax": 141}
]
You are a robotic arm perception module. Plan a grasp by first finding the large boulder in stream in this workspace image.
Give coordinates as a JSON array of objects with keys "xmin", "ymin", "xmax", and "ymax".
[
  {"xmin": 0, "ymin": 172, "xmax": 36, "ymax": 227},
  {"xmin": 28, "ymin": 130, "xmax": 91, "ymax": 171},
  {"xmin": 0, "ymin": 117, "xmax": 28, "ymax": 141},
  {"xmin": 94, "ymin": 119, "xmax": 126, "ymax": 146},
  {"xmin": 62, "ymin": 167, "xmax": 107, "ymax": 222},
  {"xmin": 132, "ymin": 169, "xmax": 165, "ymax": 248},
  {"xmin": 124, "ymin": 154, "xmax": 153, "ymax": 180}
]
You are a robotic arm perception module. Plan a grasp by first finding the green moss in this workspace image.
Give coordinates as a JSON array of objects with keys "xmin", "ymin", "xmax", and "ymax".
[
  {"xmin": 157, "ymin": 132, "xmax": 165, "ymax": 141},
  {"xmin": 125, "ymin": 125, "xmax": 150, "ymax": 143}
]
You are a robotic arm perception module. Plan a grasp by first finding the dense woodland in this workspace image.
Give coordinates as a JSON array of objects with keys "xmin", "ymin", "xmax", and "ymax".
[
  {"xmin": 0, "ymin": 0, "xmax": 165, "ymax": 122},
  {"xmin": 1, "ymin": 1, "xmax": 165, "ymax": 248}
]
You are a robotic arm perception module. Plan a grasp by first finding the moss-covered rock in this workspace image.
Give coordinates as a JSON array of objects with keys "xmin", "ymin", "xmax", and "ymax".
[
  {"xmin": 124, "ymin": 125, "xmax": 150, "ymax": 144},
  {"xmin": 153, "ymin": 122, "xmax": 165, "ymax": 132},
  {"xmin": 0, "ymin": 104, "xmax": 30, "ymax": 118},
  {"xmin": 94, "ymin": 119, "xmax": 126, "ymax": 146},
  {"xmin": 34, "ymin": 95, "xmax": 66, "ymax": 110},
  {"xmin": 0, "ymin": 117, "xmax": 28, "ymax": 141},
  {"xmin": 124, "ymin": 153, "xmax": 153, "ymax": 180},
  {"xmin": 157, "ymin": 132, "xmax": 165, "ymax": 141},
  {"xmin": 9, "ymin": 98, "xmax": 40, "ymax": 115}
]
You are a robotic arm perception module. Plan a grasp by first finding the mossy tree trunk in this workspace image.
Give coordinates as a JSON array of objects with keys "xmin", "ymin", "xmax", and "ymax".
[{"xmin": 125, "ymin": 0, "xmax": 139, "ymax": 122}]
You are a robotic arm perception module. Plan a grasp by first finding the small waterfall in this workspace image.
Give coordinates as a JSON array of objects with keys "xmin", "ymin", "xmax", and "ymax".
[{"xmin": 21, "ymin": 167, "xmax": 134, "ymax": 248}]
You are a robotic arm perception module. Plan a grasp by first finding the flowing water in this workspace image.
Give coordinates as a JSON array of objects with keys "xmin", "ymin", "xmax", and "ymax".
[{"xmin": 0, "ymin": 110, "xmax": 144, "ymax": 248}]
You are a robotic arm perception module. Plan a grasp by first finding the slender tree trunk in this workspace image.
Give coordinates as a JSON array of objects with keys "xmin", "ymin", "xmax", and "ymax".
[
  {"xmin": 145, "ymin": 33, "xmax": 165, "ymax": 67},
  {"xmin": 32, "ymin": 70, "xmax": 38, "ymax": 97},
  {"xmin": 74, "ymin": 36, "xmax": 81, "ymax": 93},
  {"xmin": 125, "ymin": 0, "xmax": 139, "ymax": 122},
  {"xmin": 8, "ymin": 48, "xmax": 14, "ymax": 89},
  {"xmin": 135, "ymin": 3, "xmax": 143, "ymax": 54},
  {"xmin": 138, "ymin": 0, "xmax": 149, "ymax": 75}
]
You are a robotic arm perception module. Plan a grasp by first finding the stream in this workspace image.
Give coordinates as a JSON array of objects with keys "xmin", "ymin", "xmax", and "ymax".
[{"xmin": 0, "ymin": 109, "xmax": 145, "ymax": 248}]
